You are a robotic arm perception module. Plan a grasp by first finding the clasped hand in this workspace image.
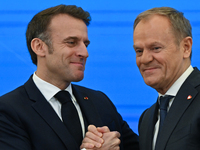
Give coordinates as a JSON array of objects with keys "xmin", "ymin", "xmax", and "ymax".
[{"xmin": 80, "ymin": 125, "xmax": 121, "ymax": 150}]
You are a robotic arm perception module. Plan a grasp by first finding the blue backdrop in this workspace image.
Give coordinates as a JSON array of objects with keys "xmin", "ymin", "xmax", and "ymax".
[{"xmin": 0, "ymin": 0, "xmax": 200, "ymax": 134}]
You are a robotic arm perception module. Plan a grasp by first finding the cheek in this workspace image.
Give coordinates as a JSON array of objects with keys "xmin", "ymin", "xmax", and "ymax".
[
  {"xmin": 136, "ymin": 58, "xmax": 140, "ymax": 67},
  {"xmin": 64, "ymin": 51, "xmax": 76, "ymax": 61}
]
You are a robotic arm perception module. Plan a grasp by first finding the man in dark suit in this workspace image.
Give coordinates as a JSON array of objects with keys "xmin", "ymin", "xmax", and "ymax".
[
  {"xmin": 0, "ymin": 4, "xmax": 139, "ymax": 150},
  {"xmin": 133, "ymin": 7, "xmax": 200, "ymax": 150}
]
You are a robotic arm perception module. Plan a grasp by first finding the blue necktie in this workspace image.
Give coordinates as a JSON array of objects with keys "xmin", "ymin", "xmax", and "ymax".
[{"xmin": 159, "ymin": 95, "xmax": 174, "ymax": 131}]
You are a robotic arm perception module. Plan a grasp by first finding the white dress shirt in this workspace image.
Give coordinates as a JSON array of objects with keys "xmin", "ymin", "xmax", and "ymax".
[
  {"xmin": 32, "ymin": 73, "xmax": 85, "ymax": 137},
  {"xmin": 152, "ymin": 65, "xmax": 194, "ymax": 150}
]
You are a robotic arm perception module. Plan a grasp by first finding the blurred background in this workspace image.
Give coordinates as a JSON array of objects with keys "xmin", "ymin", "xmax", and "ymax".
[{"xmin": 0, "ymin": 0, "xmax": 200, "ymax": 134}]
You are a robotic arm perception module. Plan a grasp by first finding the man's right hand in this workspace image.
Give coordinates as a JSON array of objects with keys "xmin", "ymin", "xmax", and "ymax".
[{"xmin": 80, "ymin": 125, "xmax": 121, "ymax": 150}]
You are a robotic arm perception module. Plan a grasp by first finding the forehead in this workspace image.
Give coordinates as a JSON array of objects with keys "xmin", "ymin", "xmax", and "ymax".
[
  {"xmin": 48, "ymin": 14, "xmax": 88, "ymax": 37},
  {"xmin": 133, "ymin": 15, "xmax": 175, "ymax": 45},
  {"xmin": 135, "ymin": 15, "xmax": 172, "ymax": 35}
]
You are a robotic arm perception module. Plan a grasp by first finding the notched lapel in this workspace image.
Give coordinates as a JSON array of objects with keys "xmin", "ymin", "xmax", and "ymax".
[
  {"xmin": 24, "ymin": 77, "xmax": 79, "ymax": 149},
  {"xmin": 139, "ymin": 102, "xmax": 158, "ymax": 150},
  {"xmin": 72, "ymin": 85, "xmax": 103, "ymax": 129},
  {"xmin": 155, "ymin": 81, "xmax": 198, "ymax": 150},
  {"xmin": 32, "ymin": 100, "xmax": 79, "ymax": 149}
]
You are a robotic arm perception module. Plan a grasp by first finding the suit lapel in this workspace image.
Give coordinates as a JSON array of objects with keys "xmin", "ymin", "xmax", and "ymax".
[
  {"xmin": 139, "ymin": 101, "xmax": 159, "ymax": 150},
  {"xmin": 72, "ymin": 85, "xmax": 104, "ymax": 130},
  {"xmin": 146, "ymin": 102, "xmax": 159, "ymax": 150},
  {"xmin": 24, "ymin": 77, "xmax": 79, "ymax": 150},
  {"xmin": 155, "ymin": 68, "xmax": 200, "ymax": 150}
]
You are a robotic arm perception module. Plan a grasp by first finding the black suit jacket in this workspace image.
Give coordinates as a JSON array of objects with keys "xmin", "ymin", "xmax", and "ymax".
[
  {"xmin": 139, "ymin": 67, "xmax": 200, "ymax": 150},
  {"xmin": 0, "ymin": 76, "xmax": 139, "ymax": 150}
]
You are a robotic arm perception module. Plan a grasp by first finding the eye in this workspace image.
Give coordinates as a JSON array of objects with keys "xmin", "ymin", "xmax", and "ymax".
[
  {"xmin": 67, "ymin": 41, "xmax": 75, "ymax": 45},
  {"xmin": 84, "ymin": 41, "xmax": 90, "ymax": 48},
  {"xmin": 66, "ymin": 40, "xmax": 77, "ymax": 47},
  {"xmin": 135, "ymin": 49, "xmax": 143, "ymax": 56},
  {"xmin": 68, "ymin": 41, "xmax": 74, "ymax": 44},
  {"xmin": 85, "ymin": 43, "xmax": 89, "ymax": 47},
  {"xmin": 151, "ymin": 47, "xmax": 162, "ymax": 52},
  {"xmin": 154, "ymin": 47, "xmax": 161, "ymax": 50}
]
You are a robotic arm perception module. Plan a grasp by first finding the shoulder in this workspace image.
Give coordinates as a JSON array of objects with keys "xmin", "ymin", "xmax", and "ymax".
[
  {"xmin": 0, "ymin": 75, "xmax": 35, "ymax": 103},
  {"xmin": 0, "ymin": 85, "xmax": 29, "ymax": 122},
  {"xmin": 139, "ymin": 103, "xmax": 157, "ymax": 124},
  {"xmin": 72, "ymin": 84, "xmax": 108, "ymax": 97},
  {"xmin": 72, "ymin": 84, "xmax": 99, "ymax": 92},
  {"xmin": 72, "ymin": 84, "xmax": 115, "ymax": 106},
  {"xmin": 0, "ymin": 85, "xmax": 25, "ymax": 103},
  {"xmin": 181, "ymin": 67, "xmax": 200, "ymax": 91}
]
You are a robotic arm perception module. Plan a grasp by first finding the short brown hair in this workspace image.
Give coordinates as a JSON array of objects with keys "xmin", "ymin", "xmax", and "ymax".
[{"xmin": 26, "ymin": 4, "xmax": 91, "ymax": 65}]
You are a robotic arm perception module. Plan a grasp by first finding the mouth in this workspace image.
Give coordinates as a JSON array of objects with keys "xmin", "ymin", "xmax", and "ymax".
[
  {"xmin": 70, "ymin": 61, "xmax": 85, "ymax": 68},
  {"xmin": 71, "ymin": 62, "xmax": 84, "ymax": 65},
  {"xmin": 142, "ymin": 67, "xmax": 158, "ymax": 74}
]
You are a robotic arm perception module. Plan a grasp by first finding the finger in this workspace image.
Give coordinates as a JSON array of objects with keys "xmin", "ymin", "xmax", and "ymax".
[
  {"xmin": 84, "ymin": 132, "xmax": 104, "ymax": 144},
  {"xmin": 88, "ymin": 125, "xmax": 102, "ymax": 137},
  {"xmin": 116, "ymin": 137, "xmax": 121, "ymax": 146},
  {"xmin": 80, "ymin": 143, "xmax": 95, "ymax": 149},
  {"xmin": 82, "ymin": 136, "xmax": 102, "ymax": 148},
  {"xmin": 97, "ymin": 126, "xmax": 110, "ymax": 133},
  {"xmin": 113, "ymin": 131, "xmax": 121, "ymax": 138},
  {"xmin": 99, "ymin": 132, "xmax": 121, "ymax": 150}
]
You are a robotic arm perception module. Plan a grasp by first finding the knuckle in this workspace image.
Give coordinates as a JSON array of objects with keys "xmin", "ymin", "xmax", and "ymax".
[
  {"xmin": 86, "ymin": 131, "xmax": 94, "ymax": 138},
  {"xmin": 85, "ymin": 132, "xmax": 90, "ymax": 137},
  {"xmin": 88, "ymin": 124, "xmax": 95, "ymax": 131},
  {"xmin": 117, "ymin": 139, "xmax": 121, "ymax": 145},
  {"xmin": 114, "ymin": 131, "xmax": 120, "ymax": 137},
  {"xmin": 82, "ymin": 137, "xmax": 89, "ymax": 143}
]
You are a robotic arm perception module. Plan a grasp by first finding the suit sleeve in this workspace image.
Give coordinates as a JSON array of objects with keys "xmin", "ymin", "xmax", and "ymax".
[
  {"xmin": 120, "ymin": 114, "xmax": 140, "ymax": 150},
  {"xmin": 0, "ymin": 101, "xmax": 32, "ymax": 150},
  {"xmin": 99, "ymin": 91, "xmax": 140, "ymax": 150}
]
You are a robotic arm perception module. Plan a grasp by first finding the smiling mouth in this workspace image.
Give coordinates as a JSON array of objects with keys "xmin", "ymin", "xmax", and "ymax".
[
  {"xmin": 142, "ymin": 67, "xmax": 158, "ymax": 74},
  {"xmin": 144, "ymin": 67, "xmax": 155, "ymax": 71},
  {"xmin": 71, "ymin": 62, "xmax": 85, "ymax": 67}
]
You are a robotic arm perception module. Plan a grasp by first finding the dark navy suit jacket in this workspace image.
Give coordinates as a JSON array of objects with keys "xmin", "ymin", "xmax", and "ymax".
[
  {"xmin": 139, "ymin": 67, "xmax": 200, "ymax": 150},
  {"xmin": 0, "ymin": 76, "xmax": 139, "ymax": 150}
]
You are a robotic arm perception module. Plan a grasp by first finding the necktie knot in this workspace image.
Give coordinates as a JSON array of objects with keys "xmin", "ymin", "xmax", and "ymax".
[
  {"xmin": 159, "ymin": 95, "xmax": 174, "ymax": 111},
  {"xmin": 54, "ymin": 90, "xmax": 71, "ymax": 104}
]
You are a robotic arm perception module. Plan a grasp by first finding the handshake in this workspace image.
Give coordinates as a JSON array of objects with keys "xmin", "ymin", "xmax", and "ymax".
[{"xmin": 80, "ymin": 125, "xmax": 121, "ymax": 150}]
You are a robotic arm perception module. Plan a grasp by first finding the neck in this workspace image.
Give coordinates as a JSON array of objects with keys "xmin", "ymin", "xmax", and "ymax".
[{"xmin": 35, "ymin": 71, "xmax": 70, "ymax": 90}]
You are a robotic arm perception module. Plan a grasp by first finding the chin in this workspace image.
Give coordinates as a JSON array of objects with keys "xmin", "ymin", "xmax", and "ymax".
[
  {"xmin": 144, "ymin": 79, "xmax": 157, "ymax": 88},
  {"xmin": 73, "ymin": 79, "xmax": 83, "ymax": 82},
  {"xmin": 72, "ymin": 75, "xmax": 84, "ymax": 82}
]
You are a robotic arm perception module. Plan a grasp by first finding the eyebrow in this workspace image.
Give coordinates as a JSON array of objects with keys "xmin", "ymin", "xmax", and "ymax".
[
  {"xmin": 63, "ymin": 36, "xmax": 78, "ymax": 42},
  {"xmin": 133, "ymin": 45, "xmax": 140, "ymax": 49},
  {"xmin": 133, "ymin": 42, "xmax": 162, "ymax": 49},
  {"xmin": 150, "ymin": 42, "xmax": 161, "ymax": 46},
  {"xmin": 84, "ymin": 40, "xmax": 90, "ymax": 45},
  {"xmin": 63, "ymin": 36, "xmax": 90, "ymax": 44}
]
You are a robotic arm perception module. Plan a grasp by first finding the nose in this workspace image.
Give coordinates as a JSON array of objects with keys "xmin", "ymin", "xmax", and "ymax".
[
  {"xmin": 140, "ymin": 49, "xmax": 153, "ymax": 64},
  {"xmin": 77, "ymin": 42, "xmax": 89, "ymax": 58}
]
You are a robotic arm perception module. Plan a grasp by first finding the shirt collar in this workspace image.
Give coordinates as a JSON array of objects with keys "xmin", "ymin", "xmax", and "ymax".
[
  {"xmin": 158, "ymin": 65, "xmax": 194, "ymax": 97},
  {"xmin": 32, "ymin": 72, "xmax": 73, "ymax": 101}
]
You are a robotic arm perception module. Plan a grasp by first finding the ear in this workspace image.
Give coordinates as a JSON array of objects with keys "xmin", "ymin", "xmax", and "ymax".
[
  {"xmin": 181, "ymin": 36, "xmax": 192, "ymax": 59},
  {"xmin": 31, "ymin": 38, "xmax": 48, "ymax": 57}
]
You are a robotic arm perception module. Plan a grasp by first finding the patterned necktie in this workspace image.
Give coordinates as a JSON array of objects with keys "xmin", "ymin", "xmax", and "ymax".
[
  {"xmin": 159, "ymin": 95, "xmax": 174, "ymax": 131},
  {"xmin": 54, "ymin": 90, "xmax": 83, "ymax": 146}
]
